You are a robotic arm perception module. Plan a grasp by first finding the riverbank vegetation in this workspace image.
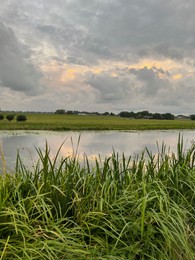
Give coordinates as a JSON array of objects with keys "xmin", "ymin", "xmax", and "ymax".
[
  {"xmin": 0, "ymin": 113, "xmax": 195, "ymax": 131},
  {"xmin": 0, "ymin": 138, "xmax": 195, "ymax": 259}
]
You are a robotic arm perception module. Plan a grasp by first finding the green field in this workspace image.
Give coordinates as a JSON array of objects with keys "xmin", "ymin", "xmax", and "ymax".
[{"xmin": 0, "ymin": 113, "xmax": 195, "ymax": 130}]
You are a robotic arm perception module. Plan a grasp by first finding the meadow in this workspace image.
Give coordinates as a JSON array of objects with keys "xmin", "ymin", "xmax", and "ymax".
[
  {"xmin": 0, "ymin": 138, "xmax": 195, "ymax": 259},
  {"xmin": 0, "ymin": 113, "xmax": 195, "ymax": 130}
]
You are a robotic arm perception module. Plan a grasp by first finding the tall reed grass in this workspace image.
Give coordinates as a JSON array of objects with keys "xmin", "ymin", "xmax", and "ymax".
[{"xmin": 0, "ymin": 137, "xmax": 195, "ymax": 259}]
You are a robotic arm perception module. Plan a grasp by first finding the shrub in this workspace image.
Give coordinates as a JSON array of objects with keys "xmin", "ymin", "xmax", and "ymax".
[
  {"xmin": 6, "ymin": 114, "xmax": 15, "ymax": 121},
  {"xmin": 16, "ymin": 114, "xmax": 27, "ymax": 122},
  {"xmin": 0, "ymin": 114, "xmax": 4, "ymax": 120},
  {"xmin": 190, "ymin": 114, "xmax": 195, "ymax": 120},
  {"xmin": 54, "ymin": 109, "xmax": 65, "ymax": 114}
]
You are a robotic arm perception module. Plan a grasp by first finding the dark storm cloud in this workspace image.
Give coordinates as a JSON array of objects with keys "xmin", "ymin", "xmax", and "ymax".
[
  {"xmin": 3, "ymin": 1, "xmax": 195, "ymax": 53},
  {"xmin": 129, "ymin": 67, "xmax": 170, "ymax": 95},
  {"xmin": 3, "ymin": 0, "xmax": 195, "ymax": 63},
  {"xmin": 53, "ymin": 0, "xmax": 195, "ymax": 61},
  {"xmin": 0, "ymin": 21, "xmax": 43, "ymax": 95},
  {"xmin": 1, "ymin": 0, "xmax": 195, "ymax": 113},
  {"xmin": 86, "ymin": 72, "xmax": 133, "ymax": 103}
]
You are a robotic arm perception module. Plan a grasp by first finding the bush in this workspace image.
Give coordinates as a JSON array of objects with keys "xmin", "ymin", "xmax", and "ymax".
[
  {"xmin": 0, "ymin": 114, "xmax": 4, "ymax": 120},
  {"xmin": 190, "ymin": 114, "xmax": 195, "ymax": 120},
  {"xmin": 6, "ymin": 114, "xmax": 15, "ymax": 121},
  {"xmin": 54, "ymin": 109, "xmax": 65, "ymax": 114},
  {"xmin": 16, "ymin": 114, "xmax": 27, "ymax": 122}
]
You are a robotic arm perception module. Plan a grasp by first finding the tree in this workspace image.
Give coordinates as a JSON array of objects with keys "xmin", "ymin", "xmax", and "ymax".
[
  {"xmin": 6, "ymin": 115, "xmax": 15, "ymax": 121},
  {"xmin": 119, "ymin": 111, "xmax": 131, "ymax": 118},
  {"xmin": 16, "ymin": 115, "xmax": 27, "ymax": 122},
  {"xmin": 140, "ymin": 110, "xmax": 150, "ymax": 116},
  {"xmin": 161, "ymin": 113, "xmax": 174, "ymax": 120},
  {"xmin": 0, "ymin": 114, "xmax": 4, "ymax": 120},
  {"xmin": 66, "ymin": 110, "xmax": 74, "ymax": 114},
  {"xmin": 54, "ymin": 109, "xmax": 65, "ymax": 114},
  {"xmin": 153, "ymin": 113, "xmax": 162, "ymax": 119},
  {"xmin": 102, "ymin": 112, "xmax": 110, "ymax": 115},
  {"xmin": 190, "ymin": 114, "xmax": 195, "ymax": 120}
]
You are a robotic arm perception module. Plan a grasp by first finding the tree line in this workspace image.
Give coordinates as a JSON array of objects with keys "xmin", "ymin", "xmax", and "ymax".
[
  {"xmin": 54, "ymin": 109, "xmax": 195, "ymax": 120},
  {"xmin": 118, "ymin": 111, "xmax": 175, "ymax": 120},
  {"xmin": 119, "ymin": 111, "xmax": 195, "ymax": 120},
  {"xmin": 54, "ymin": 109, "xmax": 176, "ymax": 119}
]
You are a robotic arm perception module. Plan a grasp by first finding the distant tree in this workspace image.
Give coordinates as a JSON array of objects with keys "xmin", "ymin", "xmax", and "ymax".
[
  {"xmin": 119, "ymin": 111, "xmax": 131, "ymax": 118},
  {"xmin": 16, "ymin": 115, "xmax": 27, "ymax": 122},
  {"xmin": 135, "ymin": 112, "xmax": 142, "ymax": 119},
  {"xmin": 54, "ymin": 109, "xmax": 65, "ymax": 114},
  {"xmin": 129, "ymin": 111, "xmax": 135, "ymax": 118},
  {"xmin": 66, "ymin": 110, "xmax": 74, "ymax": 114},
  {"xmin": 190, "ymin": 114, "xmax": 195, "ymax": 120},
  {"xmin": 140, "ymin": 110, "xmax": 150, "ymax": 116},
  {"xmin": 73, "ymin": 110, "xmax": 79, "ymax": 115},
  {"xmin": 161, "ymin": 113, "xmax": 174, "ymax": 120},
  {"xmin": 0, "ymin": 114, "xmax": 4, "ymax": 120},
  {"xmin": 102, "ymin": 112, "xmax": 109, "ymax": 115},
  {"xmin": 135, "ymin": 111, "xmax": 152, "ymax": 119},
  {"xmin": 153, "ymin": 113, "xmax": 162, "ymax": 119},
  {"xmin": 6, "ymin": 114, "xmax": 15, "ymax": 121},
  {"xmin": 118, "ymin": 110, "xmax": 175, "ymax": 120}
]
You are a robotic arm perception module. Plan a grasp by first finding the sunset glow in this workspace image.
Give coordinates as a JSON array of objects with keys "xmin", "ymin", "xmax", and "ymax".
[{"xmin": 0, "ymin": 1, "xmax": 195, "ymax": 114}]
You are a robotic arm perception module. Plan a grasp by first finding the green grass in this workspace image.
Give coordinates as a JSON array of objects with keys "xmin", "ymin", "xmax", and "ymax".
[
  {"xmin": 0, "ymin": 113, "xmax": 195, "ymax": 130},
  {"xmin": 0, "ymin": 136, "xmax": 195, "ymax": 259}
]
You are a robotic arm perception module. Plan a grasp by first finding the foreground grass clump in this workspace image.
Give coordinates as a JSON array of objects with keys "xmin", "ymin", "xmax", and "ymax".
[{"xmin": 0, "ymin": 139, "xmax": 195, "ymax": 259}]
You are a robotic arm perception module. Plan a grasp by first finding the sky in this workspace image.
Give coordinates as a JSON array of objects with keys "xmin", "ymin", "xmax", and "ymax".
[{"xmin": 0, "ymin": 0, "xmax": 195, "ymax": 114}]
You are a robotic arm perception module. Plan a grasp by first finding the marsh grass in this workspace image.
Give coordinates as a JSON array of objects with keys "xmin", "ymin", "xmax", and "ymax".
[{"xmin": 0, "ymin": 137, "xmax": 195, "ymax": 259}]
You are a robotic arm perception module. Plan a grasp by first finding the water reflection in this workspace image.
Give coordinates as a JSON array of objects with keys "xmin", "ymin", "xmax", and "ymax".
[{"xmin": 0, "ymin": 130, "xmax": 195, "ymax": 172}]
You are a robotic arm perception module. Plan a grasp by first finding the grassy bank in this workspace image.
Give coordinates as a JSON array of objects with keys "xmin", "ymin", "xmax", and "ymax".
[
  {"xmin": 0, "ymin": 113, "xmax": 195, "ymax": 130},
  {"xmin": 0, "ymin": 138, "xmax": 195, "ymax": 259}
]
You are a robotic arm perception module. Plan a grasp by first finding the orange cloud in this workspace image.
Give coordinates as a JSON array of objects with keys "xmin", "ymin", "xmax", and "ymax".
[
  {"xmin": 130, "ymin": 59, "xmax": 181, "ymax": 71},
  {"xmin": 91, "ymin": 67, "xmax": 103, "ymax": 74},
  {"xmin": 40, "ymin": 61, "xmax": 59, "ymax": 73},
  {"xmin": 40, "ymin": 57, "xmax": 190, "ymax": 88},
  {"xmin": 172, "ymin": 74, "xmax": 183, "ymax": 80},
  {"xmin": 111, "ymin": 72, "xmax": 118, "ymax": 77},
  {"xmin": 65, "ymin": 68, "xmax": 76, "ymax": 80},
  {"xmin": 59, "ymin": 65, "xmax": 104, "ymax": 83}
]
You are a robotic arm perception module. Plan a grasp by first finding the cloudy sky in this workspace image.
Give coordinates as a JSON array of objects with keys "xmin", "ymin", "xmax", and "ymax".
[{"xmin": 0, "ymin": 0, "xmax": 195, "ymax": 114}]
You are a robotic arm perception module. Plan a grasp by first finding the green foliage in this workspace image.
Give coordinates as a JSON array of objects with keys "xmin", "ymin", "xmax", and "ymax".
[
  {"xmin": 16, "ymin": 114, "xmax": 27, "ymax": 122},
  {"xmin": 153, "ymin": 112, "xmax": 162, "ymax": 119},
  {"xmin": 119, "ymin": 111, "xmax": 135, "ymax": 118},
  {"xmin": 6, "ymin": 114, "xmax": 15, "ymax": 121},
  {"xmin": 119, "ymin": 111, "xmax": 175, "ymax": 120},
  {"xmin": 0, "ymin": 114, "xmax": 4, "ymax": 120},
  {"xmin": 161, "ymin": 112, "xmax": 175, "ymax": 120},
  {"xmin": 54, "ymin": 109, "xmax": 65, "ymax": 114},
  {"xmin": 0, "ymin": 138, "xmax": 195, "ymax": 258},
  {"xmin": 190, "ymin": 114, "xmax": 195, "ymax": 120}
]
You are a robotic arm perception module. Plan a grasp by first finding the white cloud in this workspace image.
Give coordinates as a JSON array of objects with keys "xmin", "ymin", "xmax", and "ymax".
[{"xmin": 1, "ymin": 0, "xmax": 195, "ymax": 114}]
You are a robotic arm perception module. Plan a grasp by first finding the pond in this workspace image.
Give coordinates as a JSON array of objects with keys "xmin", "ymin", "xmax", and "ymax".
[{"xmin": 0, "ymin": 130, "xmax": 195, "ymax": 172}]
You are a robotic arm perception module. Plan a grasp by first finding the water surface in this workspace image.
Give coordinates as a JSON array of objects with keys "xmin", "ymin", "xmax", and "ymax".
[{"xmin": 0, "ymin": 130, "xmax": 195, "ymax": 172}]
